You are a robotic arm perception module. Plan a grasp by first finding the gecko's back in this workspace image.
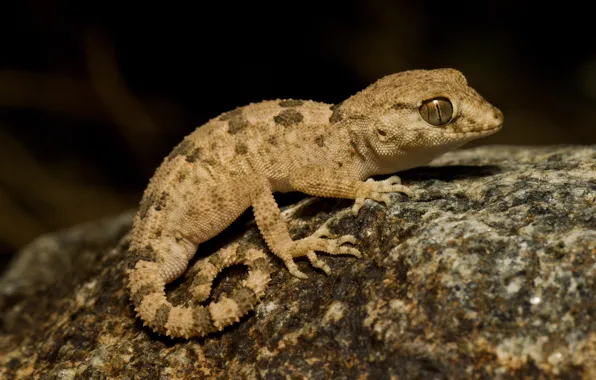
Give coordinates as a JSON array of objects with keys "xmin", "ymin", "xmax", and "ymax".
[{"xmin": 129, "ymin": 99, "xmax": 340, "ymax": 256}]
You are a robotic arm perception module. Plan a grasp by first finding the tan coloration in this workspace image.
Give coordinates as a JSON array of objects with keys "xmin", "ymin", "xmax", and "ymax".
[
  {"xmin": 241, "ymin": 248, "xmax": 271, "ymax": 297},
  {"xmin": 191, "ymin": 261, "xmax": 218, "ymax": 302},
  {"xmin": 165, "ymin": 306, "xmax": 195, "ymax": 338},
  {"xmin": 138, "ymin": 292, "xmax": 168, "ymax": 325},
  {"xmin": 127, "ymin": 68, "xmax": 503, "ymax": 338},
  {"xmin": 128, "ymin": 261, "xmax": 163, "ymax": 294},
  {"xmin": 209, "ymin": 297, "xmax": 242, "ymax": 330},
  {"xmin": 243, "ymin": 268, "xmax": 270, "ymax": 298}
]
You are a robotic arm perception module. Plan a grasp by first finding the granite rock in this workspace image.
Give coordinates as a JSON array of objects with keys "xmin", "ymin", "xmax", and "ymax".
[{"xmin": 1, "ymin": 145, "xmax": 595, "ymax": 379}]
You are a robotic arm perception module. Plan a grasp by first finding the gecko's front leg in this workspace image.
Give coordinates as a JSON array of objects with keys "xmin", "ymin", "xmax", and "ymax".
[
  {"xmin": 352, "ymin": 175, "xmax": 416, "ymax": 215},
  {"xmin": 289, "ymin": 165, "xmax": 415, "ymax": 214},
  {"xmin": 250, "ymin": 177, "xmax": 360, "ymax": 279},
  {"xmin": 269, "ymin": 164, "xmax": 414, "ymax": 276}
]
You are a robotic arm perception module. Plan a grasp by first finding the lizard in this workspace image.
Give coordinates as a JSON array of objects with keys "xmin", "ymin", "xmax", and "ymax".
[{"xmin": 127, "ymin": 68, "xmax": 504, "ymax": 338}]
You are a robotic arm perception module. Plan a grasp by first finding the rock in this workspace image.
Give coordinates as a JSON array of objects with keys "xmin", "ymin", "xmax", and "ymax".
[{"xmin": 1, "ymin": 145, "xmax": 595, "ymax": 379}]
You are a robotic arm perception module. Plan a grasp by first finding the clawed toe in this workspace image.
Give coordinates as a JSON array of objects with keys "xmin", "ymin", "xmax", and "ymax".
[
  {"xmin": 307, "ymin": 251, "xmax": 331, "ymax": 275},
  {"xmin": 285, "ymin": 259, "xmax": 308, "ymax": 279},
  {"xmin": 352, "ymin": 176, "xmax": 416, "ymax": 215},
  {"xmin": 352, "ymin": 200, "xmax": 364, "ymax": 215},
  {"xmin": 312, "ymin": 225, "xmax": 332, "ymax": 239},
  {"xmin": 384, "ymin": 175, "xmax": 403, "ymax": 186},
  {"xmin": 339, "ymin": 245, "xmax": 361, "ymax": 258},
  {"xmin": 337, "ymin": 235, "xmax": 357, "ymax": 245},
  {"xmin": 281, "ymin": 232, "xmax": 361, "ymax": 278}
]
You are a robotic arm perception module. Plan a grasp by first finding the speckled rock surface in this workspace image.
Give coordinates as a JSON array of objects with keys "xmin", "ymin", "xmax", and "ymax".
[{"xmin": 1, "ymin": 145, "xmax": 595, "ymax": 379}]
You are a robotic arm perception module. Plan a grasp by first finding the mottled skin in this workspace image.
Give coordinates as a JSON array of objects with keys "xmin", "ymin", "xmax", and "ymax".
[{"xmin": 128, "ymin": 68, "xmax": 503, "ymax": 338}]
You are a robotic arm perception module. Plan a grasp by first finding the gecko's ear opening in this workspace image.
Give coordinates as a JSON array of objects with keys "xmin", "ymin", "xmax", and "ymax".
[{"xmin": 375, "ymin": 128, "xmax": 388, "ymax": 140}]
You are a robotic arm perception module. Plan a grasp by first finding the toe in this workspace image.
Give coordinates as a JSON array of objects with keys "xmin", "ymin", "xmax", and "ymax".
[
  {"xmin": 307, "ymin": 251, "xmax": 331, "ymax": 275},
  {"xmin": 338, "ymin": 235, "xmax": 357, "ymax": 245},
  {"xmin": 286, "ymin": 260, "xmax": 308, "ymax": 279}
]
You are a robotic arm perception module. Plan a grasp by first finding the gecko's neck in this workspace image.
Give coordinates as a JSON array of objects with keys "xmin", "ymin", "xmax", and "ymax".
[{"xmin": 350, "ymin": 132, "xmax": 469, "ymax": 177}]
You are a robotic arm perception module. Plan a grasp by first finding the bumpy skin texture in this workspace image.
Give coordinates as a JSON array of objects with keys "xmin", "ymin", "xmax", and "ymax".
[{"xmin": 127, "ymin": 68, "xmax": 503, "ymax": 338}]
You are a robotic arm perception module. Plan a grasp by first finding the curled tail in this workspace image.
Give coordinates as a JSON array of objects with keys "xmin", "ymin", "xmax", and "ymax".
[{"xmin": 128, "ymin": 244, "xmax": 271, "ymax": 338}]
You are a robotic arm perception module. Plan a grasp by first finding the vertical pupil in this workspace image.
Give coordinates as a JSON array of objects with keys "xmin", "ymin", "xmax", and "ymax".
[
  {"xmin": 419, "ymin": 97, "xmax": 453, "ymax": 126},
  {"xmin": 433, "ymin": 100, "xmax": 443, "ymax": 123}
]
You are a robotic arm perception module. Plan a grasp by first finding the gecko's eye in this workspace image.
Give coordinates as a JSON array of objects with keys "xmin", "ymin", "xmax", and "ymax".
[{"xmin": 419, "ymin": 97, "xmax": 453, "ymax": 126}]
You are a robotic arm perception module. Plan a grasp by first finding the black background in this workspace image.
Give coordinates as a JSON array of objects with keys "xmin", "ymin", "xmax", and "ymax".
[{"xmin": 0, "ymin": 1, "xmax": 594, "ymax": 269}]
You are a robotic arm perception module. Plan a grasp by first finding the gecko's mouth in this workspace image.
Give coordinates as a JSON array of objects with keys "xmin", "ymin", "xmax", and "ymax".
[
  {"xmin": 486, "ymin": 106, "xmax": 504, "ymax": 131},
  {"xmin": 447, "ymin": 122, "xmax": 502, "ymax": 136},
  {"xmin": 479, "ymin": 125, "xmax": 502, "ymax": 135},
  {"xmin": 453, "ymin": 107, "xmax": 503, "ymax": 135},
  {"xmin": 444, "ymin": 123, "xmax": 502, "ymax": 139},
  {"xmin": 481, "ymin": 122, "xmax": 503, "ymax": 135}
]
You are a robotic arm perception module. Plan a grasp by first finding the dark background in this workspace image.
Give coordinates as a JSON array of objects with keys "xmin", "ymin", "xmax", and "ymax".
[{"xmin": 0, "ymin": 1, "xmax": 594, "ymax": 269}]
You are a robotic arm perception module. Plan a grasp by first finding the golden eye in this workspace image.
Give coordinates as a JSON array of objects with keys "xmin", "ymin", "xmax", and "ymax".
[{"xmin": 419, "ymin": 97, "xmax": 453, "ymax": 126}]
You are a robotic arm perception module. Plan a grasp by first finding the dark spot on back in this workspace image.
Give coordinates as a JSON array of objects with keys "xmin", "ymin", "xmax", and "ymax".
[
  {"xmin": 329, "ymin": 102, "xmax": 343, "ymax": 123},
  {"xmin": 203, "ymin": 157, "xmax": 218, "ymax": 166},
  {"xmin": 330, "ymin": 102, "xmax": 342, "ymax": 111},
  {"xmin": 315, "ymin": 135, "xmax": 325, "ymax": 147},
  {"xmin": 235, "ymin": 142, "xmax": 248, "ymax": 155},
  {"xmin": 279, "ymin": 99, "xmax": 304, "ymax": 107},
  {"xmin": 219, "ymin": 108, "xmax": 242, "ymax": 121},
  {"xmin": 154, "ymin": 192, "xmax": 168, "ymax": 211},
  {"xmin": 274, "ymin": 109, "xmax": 304, "ymax": 126},
  {"xmin": 221, "ymin": 108, "xmax": 250, "ymax": 134},
  {"xmin": 138, "ymin": 191, "xmax": 156, "ymax": 219},
  {"xmin": 186, "ymin": 148, "xmax": 201, "ymax": 162},
  {"xmin": 167, "ymin": 139, "xmax": 193, "ymax": 161},
  {"xmin": 228, "ymin": 117, "xmax": 250, "ymax": 134},
  {"xmin": 267, "ymin": 135, "xmax": 278, "ymax": 146}
]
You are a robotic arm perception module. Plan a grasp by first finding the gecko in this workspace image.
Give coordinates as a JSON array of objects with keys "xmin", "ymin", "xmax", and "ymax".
[{"xmin": 127, "ymin": 68, "xmax": 503, "ymax": 338}]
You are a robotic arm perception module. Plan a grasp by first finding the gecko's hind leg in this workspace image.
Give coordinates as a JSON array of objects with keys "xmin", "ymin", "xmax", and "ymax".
[{"xmin": 189, "ymin": 243, "xmax": 272, "ymax": 330}]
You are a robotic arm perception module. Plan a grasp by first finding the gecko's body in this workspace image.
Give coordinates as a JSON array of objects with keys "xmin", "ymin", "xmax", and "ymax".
[{"xmin": 128, "ymin": 69, "xmax": 503, "ymax": 338}]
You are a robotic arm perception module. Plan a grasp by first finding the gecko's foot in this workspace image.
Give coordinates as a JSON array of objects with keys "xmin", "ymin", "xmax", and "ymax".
[
  {"xmin": 281, "ymin": 226, "xmax": 360, "ymax": 279},
  {"xmin": 352, "ymin": 175, "xmax": 416, "ymax": 215}
]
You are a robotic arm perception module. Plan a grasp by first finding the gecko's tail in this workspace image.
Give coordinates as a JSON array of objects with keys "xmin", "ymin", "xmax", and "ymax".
[{"xmin": 128, "ymin": 244, "xmax": 271, "ymax": 338}]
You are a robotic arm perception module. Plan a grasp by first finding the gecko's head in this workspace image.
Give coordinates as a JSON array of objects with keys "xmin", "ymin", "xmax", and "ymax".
[{"xmin": 339, "ymin": 68, "xmax": 503, "ymax": 162}]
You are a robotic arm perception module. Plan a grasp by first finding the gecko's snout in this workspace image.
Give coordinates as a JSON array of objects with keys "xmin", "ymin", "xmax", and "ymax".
[
  {"xmin": 487, "ymin": 106, "xmax": 504, "ymax": 131},
  {"xmin": 493, "ymin": 107, "xmax": 504, "ymax": 123}
]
